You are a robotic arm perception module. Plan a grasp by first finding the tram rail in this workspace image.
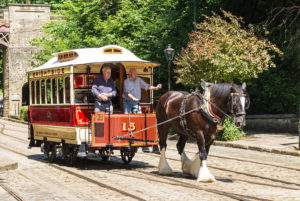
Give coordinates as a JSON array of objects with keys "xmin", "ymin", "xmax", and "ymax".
[
  {"xmin": 0, "ymin": 183, "xmax": 25, "ymax": 201},
  {"xmin": 0, "ymin": 121, "xmax": 299, "ymax": 200}
]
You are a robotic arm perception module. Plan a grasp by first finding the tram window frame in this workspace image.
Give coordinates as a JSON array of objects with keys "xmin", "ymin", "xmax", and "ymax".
[
  {"xmin": 41, "ymin": 80, "xmax": 46, "ymax": 104},
  {"xmin": 52, "ymin": 78, "xmax": 58, "ymax": 104},
  {"xmin": 74, "ymin": 89, "xmax": 94, "ymax": 104},
  {"xmin": 58, "ymin": 77, "xmax": 64, "ymax": 104},
  {"xmin": 46, "ymin": 79, "xmax": 51, "ymax": 104},
  {"xmin": 36, "ymin": 80, "xmax": 40, "ymax": 104},
  {"xmin": 65, "ymin": 77, "xmax": 70, "ymax": 104},
  {"xmin": 30, "ymin": 81, "xmax": 35, "ymax": 105}
]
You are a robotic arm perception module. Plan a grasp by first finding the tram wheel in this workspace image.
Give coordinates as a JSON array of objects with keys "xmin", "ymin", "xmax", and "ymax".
[
  {"xmin": 68, "ymin": 146, "xmax": 77, "ymax": 166},
  {"xmin": 61, "ymin": 143, "xmax": 69, "ymax": 164},
  {"xmin": 48, "ymin": 143, "xmax": 57, "ymax": 163},
  {"xmin": 120, "ymin": 147, "xmax": 136, "ymax": 164},
  {"xmin": 99, "ymin": 150, "xmax": 109, "ymax": 161}
]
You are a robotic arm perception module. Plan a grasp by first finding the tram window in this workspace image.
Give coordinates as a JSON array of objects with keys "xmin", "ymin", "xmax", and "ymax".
[
  {"xmin": 140, "ymin": 77, "xmax": 150, "ymax": 103},
  {"xmin": 65, "ymin": 77, "xmax": 70, "ymax": 104},
  {"xmin": 36, "ymin": 80, "xmax": 40, "ymax": 104},
  {"xmin": 41, "ymin": 80, "xmax": 45, "ymax": 104},
  {"xmin": 52, "ymin": 79, "xmax": 57, "ymax": 104},
  {"xmin": 31, "ymin": 81, "xmax": 35, "ymax": 104},
  {"xmin": 46, "ymin": 79, "xmax": 51, "ymax": 104},
  {"xmin": 58, "ymin": 77, "xmax": 64, "ymax": 104},
  {"xmin": 75, "ymin": 91, "xmax": 94, "ymax": 104}
]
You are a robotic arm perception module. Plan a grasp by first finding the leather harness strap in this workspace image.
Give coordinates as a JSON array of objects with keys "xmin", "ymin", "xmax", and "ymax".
[
  {"xmin": 179, "ymin": 87, "xmax": 224, "ymax": 135},
  {"xmin": 179, "ymin": 92, "xmax": 203, "ymax": 136}
]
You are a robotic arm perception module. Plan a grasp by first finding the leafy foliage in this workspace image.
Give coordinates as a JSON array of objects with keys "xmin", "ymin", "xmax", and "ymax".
[
  {"xmin": 19, "ymin": 106, "xmax": 29, "ymax": 121},
  {"xmin": 216, "ymin": 118, "xmax": 245, "ymax": 141},
  {"xmin": 174, "ymin": 10, "xmax": 282, "ymax": 87},
  {"xmin": 26, "ymin": 0, "xmax": 298, "ymax": 115}
]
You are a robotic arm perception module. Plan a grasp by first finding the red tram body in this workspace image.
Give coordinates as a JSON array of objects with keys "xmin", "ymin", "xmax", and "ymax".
[{"xmin": 28, "ymin": 45, "xmax": 160, "ymax": 164}]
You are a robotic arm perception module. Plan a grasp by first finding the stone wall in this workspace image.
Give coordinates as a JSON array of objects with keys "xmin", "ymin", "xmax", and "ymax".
[
  {"xmin": 3, "ymin": 4, "xmax": 50, "ymax": 117},
  {"xmin": 245, "ymin": 114, "xmax": 299, "ymax": 134}
]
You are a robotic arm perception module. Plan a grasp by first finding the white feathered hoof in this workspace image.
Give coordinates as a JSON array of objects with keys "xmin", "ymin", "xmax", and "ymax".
[
  {"xmin": 197, "ymin": 160, "xmax": 216, "ymax": 183},
  {"xmin": 190, "ymin": 154, "xmax": 201, "ymax": 178},
  {"xmin": 158, "ymin": 148, "xmax": 173, "ymax": 175},
  {"xmin": 181, "ymin": 151, "xmax": 192, "ymax": 174}
]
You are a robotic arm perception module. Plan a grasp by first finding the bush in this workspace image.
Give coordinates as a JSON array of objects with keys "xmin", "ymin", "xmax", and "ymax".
[
  {"xmin": 216, "ymin": 118, "xmax": 245, "ymax": 141},
  {"xmin": 19, "ymin": 106, "xmax": 29, "ymax": 121}
]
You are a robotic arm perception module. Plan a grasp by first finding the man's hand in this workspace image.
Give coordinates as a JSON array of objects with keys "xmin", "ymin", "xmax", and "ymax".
[
  {"xmin": 156, "ymin": 84, "xmax": 162, "ymax": 89},
  {"xmin": 132, "ymin": 97, "xmax": 139, "ymax": 102},
  {"xmin": 98, "ymin": 94, "xmax": 108, "ymax": 101}
]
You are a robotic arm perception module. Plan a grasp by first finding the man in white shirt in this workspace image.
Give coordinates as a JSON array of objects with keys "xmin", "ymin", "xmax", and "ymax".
[{"xmin": 122, "ymin": 68, "xmax": 162, "ymax": 114}]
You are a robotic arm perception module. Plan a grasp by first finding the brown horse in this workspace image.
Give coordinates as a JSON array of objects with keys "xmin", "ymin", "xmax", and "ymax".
[{"xmin": 156, "ymin": 82, "xmax": 249, "ymax": 182}]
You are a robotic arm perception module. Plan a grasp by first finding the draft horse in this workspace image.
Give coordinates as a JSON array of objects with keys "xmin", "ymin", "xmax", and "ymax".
[{"xmin": 156, "ymin": 82, "xmax": 250, "ymax": 182}]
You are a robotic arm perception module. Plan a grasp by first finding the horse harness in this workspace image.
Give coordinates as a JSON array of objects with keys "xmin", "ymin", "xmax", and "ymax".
[
  {"xmin": 179, "ymin": 84, "xmax": 248, "ymax": 135},
  {"xmin": 179, "ymin": 85, "xmax": 224, "ymax": 135},
  {"xmin": 179, "ymin": 92, "xmax": 202, "ymax": 136}
]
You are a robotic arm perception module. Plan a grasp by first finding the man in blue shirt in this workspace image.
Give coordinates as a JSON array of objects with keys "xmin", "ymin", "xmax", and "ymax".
[
  {"xmin": 122, "ymin": 68, "xmax": 162, "ymax": 113},
  {"xmin": 92, "ymin": 65, "xmax": 116, "ymax": 113}
]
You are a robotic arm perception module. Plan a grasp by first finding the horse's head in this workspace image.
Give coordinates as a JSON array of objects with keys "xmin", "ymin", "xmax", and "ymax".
[{"xmin": 229, "ymin": 82, "xmax": 250, "ymax": 128}]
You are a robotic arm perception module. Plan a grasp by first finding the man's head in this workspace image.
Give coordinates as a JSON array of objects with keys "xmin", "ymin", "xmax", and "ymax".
[
  {"xmin": 129, "ymin": 68, "xmax": 137, "ymax": 81},
  {"xmin": 102, "ymin": 65, "xmax": 112, "ymax": 81}
]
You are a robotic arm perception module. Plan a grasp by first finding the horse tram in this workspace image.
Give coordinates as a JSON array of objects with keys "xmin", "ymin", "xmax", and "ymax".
[{"xmin": 28, "ymin": 45, "xmax": 160, "ymax": 165}]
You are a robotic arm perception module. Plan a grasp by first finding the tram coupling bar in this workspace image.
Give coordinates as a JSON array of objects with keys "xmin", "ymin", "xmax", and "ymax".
[{"xmin": 113, "ymin": 137, "xmax": 158, "ymax": 143}]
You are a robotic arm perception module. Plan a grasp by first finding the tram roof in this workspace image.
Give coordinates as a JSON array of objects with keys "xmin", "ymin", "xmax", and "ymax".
[{"xmin": 29, "ymin": 45, "xmax": 160, "ymax": 72}]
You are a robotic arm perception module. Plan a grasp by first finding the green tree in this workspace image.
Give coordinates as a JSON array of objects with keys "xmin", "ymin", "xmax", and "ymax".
[
  {"xmin": 30, "ymin": 0, "xmax": 194, "ymax": 71},
  {"xmin": 174, "ymin": 10, "xmax": 282, "ymax": 87}
]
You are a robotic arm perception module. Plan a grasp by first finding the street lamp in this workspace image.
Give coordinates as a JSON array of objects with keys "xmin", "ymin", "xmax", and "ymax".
[{"xmin": 164, "ymin": 44, "xmax": 175, "ymax": 91}]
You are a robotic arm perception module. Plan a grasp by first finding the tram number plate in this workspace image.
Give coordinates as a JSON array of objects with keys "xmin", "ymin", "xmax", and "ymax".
[{"xmin": 122, "ymin": 122, "xmax": 136, "ymax": 132}]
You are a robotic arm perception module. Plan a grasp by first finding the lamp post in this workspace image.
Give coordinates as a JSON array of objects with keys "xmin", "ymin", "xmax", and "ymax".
[{"xmin": 164, "ymin": 44, "xmax": 175, "ymax": 91}]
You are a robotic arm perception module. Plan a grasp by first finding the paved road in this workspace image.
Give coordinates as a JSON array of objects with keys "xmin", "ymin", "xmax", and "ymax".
[{"xmin": 0, "ymin": 119, "xmax": 300, "ymax": 201}]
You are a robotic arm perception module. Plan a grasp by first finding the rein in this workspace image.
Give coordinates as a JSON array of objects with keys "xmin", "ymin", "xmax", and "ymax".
[{"xmin": 113, "ymin": 89, "xmax": 246, "ymax": 140}]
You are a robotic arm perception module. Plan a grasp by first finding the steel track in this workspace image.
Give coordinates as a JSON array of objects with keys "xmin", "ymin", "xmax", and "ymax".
[
  {"xmin": 0, "ymin": 135, "xmax": 262, "ymax": 201},
  {"xmin": 0, "ymin": 144, "xmax": 145, "ymax": 201},
  {"xmin": 0, "ymin": 183, "xmax": 25, "ymax": 201},
  {"xmin": 0, "ymin": 121, "xmax": 299, "ymax": 200}
]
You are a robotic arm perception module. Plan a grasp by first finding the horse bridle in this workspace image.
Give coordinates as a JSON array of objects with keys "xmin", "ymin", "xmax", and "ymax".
[{"xmin": 230, "ymin": 92, "xmax": 248, "ymax": 116}]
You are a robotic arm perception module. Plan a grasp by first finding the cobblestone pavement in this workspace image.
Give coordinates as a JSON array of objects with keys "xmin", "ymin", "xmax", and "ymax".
[{"xmin": 0, "ymin": 119, "xmax": 300, "ymax": 201}]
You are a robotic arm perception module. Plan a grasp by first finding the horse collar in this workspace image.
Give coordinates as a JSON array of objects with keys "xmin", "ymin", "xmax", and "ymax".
[{"xmin": 201, "ymin": 87, "xmax": 223, "ymax": 125}]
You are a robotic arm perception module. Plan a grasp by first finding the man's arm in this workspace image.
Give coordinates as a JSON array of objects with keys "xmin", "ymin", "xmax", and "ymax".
[
  {"xmin": 91, "ymin": 78, "xmax": 108, "ymax": 101},
  {"xmin": 148, "ymin": 84, "xmax": 162, "ymax": 90},
  {"xmin": 126, "ymin": 93, "xmax": 139, "ymax": 102}
]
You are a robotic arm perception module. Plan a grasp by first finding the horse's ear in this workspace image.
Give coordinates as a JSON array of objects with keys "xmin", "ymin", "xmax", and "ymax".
[{"xmin": 242, "ymin": 82, "xmax": 246, "ymax": 90}]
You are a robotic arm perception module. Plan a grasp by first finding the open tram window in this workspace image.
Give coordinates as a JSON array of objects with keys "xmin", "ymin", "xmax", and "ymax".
[
  {"xmin": 140, "ymin": 77, "xmax": 150, "ymax": 103},
  {"xmin": 52, "ymin": 79, "xmax": 57, "ymax": 104},
  {"xmin": 58, "ymin": 77, "xmax": 64, "ymax": 104},
  {"xmin": 36, "ymin": 80, "xmax": 40, "ymax": 104},
  {"xmin": 65, "ymin": 77, "xmax": 70, "ymax": 104},
  {"xmin": 75, "ymin": 90, "xmax": 94, "ymax": 104},
  {"xmin": 41, "ymin": 80, "xmax": 45, "ymax": 104},
  {"xmin": 31, "ymin": 81, "xmax": 35, "ymax": 104},
  {"xmin": 46, "ymin": 79, "xmax": 51, "ymax": 104}
]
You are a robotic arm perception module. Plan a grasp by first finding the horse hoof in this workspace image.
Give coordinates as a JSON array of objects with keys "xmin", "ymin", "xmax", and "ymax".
[
  {"xmin": 197, "ymin": 176, "xmax": 216, "ymax": 183},
  {"xmin": 158, "ymin": 160, "xmax": 173, "ymax": 175},
  {"xmin": 197, "ymin": 171, "xmax": 216, "ymax": 183}
]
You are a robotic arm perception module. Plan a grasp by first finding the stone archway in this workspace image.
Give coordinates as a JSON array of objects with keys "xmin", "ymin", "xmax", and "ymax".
[
  {"xmin": 0, "ymin": 21, "xmax": 9, "ymax": 117},
  {"xmin": 0, "ymin": 4, "xmax": 50, "ymax": 117}
]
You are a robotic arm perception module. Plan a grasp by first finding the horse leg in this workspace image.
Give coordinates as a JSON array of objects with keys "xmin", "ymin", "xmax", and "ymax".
[
  {"xmin": 205, "ymin": 140, "xmax": 214, "ymax": 156},
  {"xmin": 158, "ymin": 125, "xmax": 173, "ymax": 175},
  {"xmin": 194, "ymin": 130, "xmax": 215, "ymax": 182},
  {"xmin": 176, "ymin": 134, "xmax": 192, "ymax": 174}
]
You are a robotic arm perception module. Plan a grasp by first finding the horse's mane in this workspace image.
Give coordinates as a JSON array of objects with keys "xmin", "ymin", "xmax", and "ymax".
[{"xmin": 210, "ymin": 82, "xmax": 233, "ymax": 98}]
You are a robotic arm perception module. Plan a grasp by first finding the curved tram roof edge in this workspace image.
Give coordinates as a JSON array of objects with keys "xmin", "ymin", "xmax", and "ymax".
[{"xmin": 28, "ymin": 45, "xmax": 160, "ymax": 73}]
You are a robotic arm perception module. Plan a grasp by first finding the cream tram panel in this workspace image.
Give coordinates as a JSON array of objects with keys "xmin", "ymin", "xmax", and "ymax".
[{"xmin": 33, "ymin": 124, "xmax": 90, "ymax": 145}]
